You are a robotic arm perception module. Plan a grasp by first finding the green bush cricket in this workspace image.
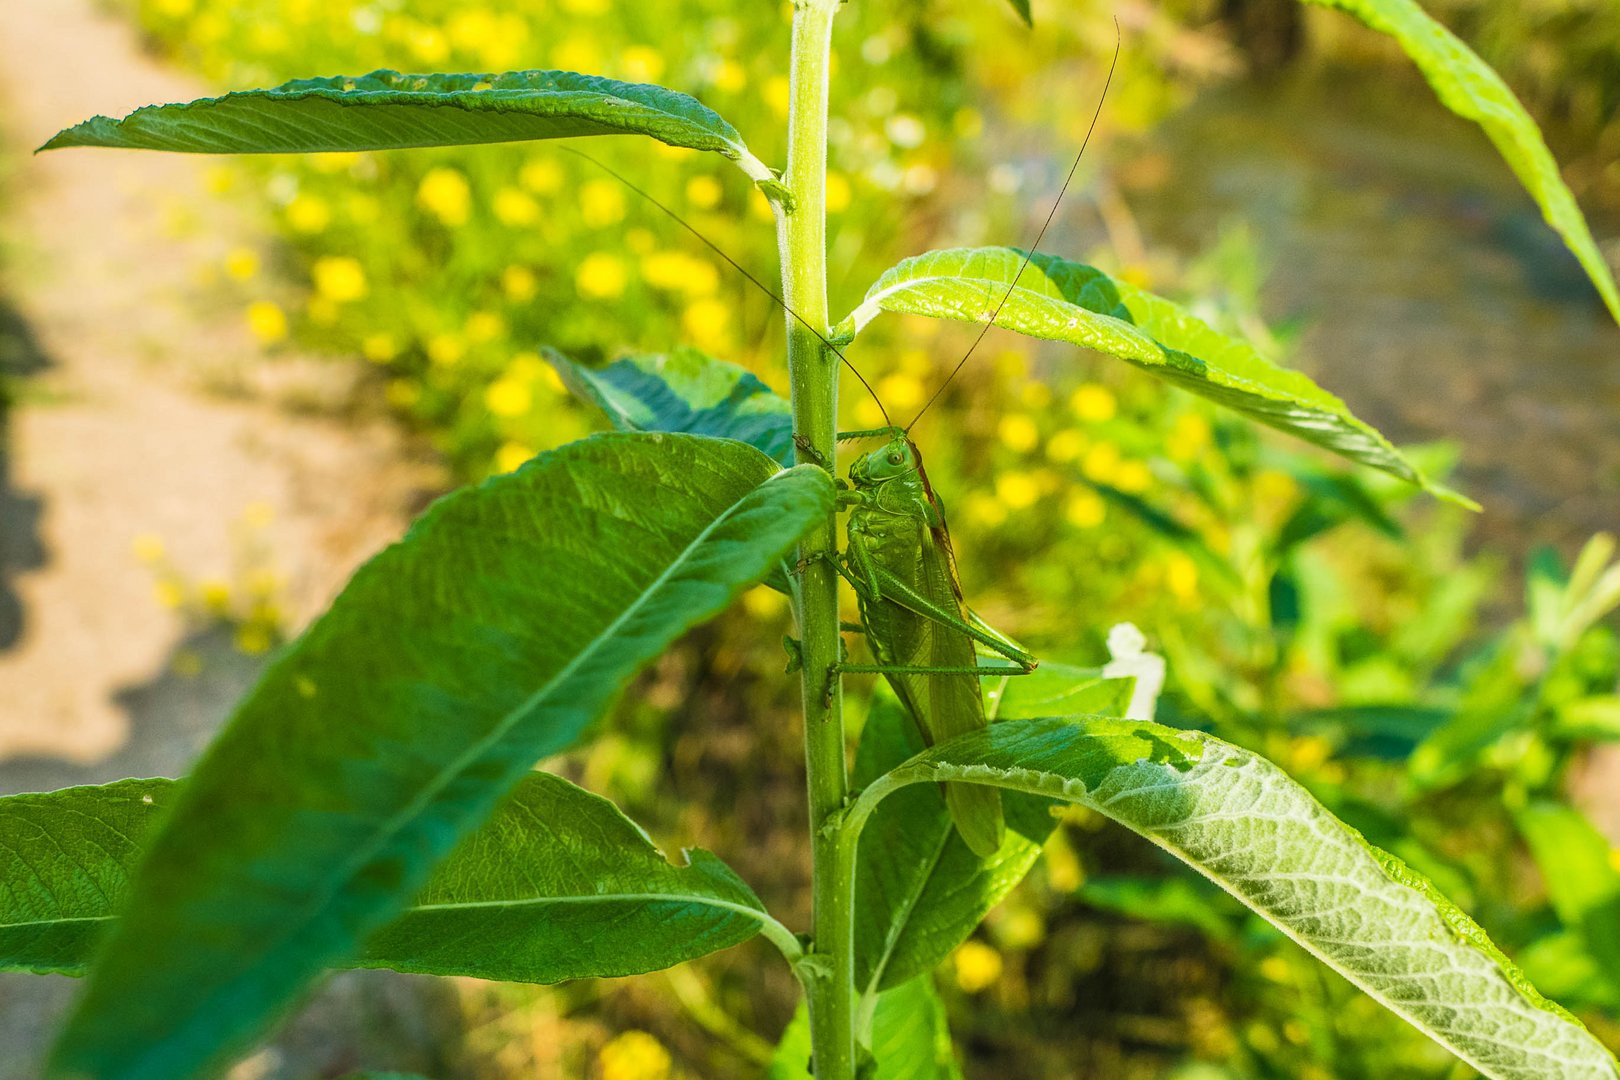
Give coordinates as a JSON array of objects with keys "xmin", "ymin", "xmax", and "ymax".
[{"xmin": 564, "ymin": 44, "xmax": 1112, "ymax": 857}]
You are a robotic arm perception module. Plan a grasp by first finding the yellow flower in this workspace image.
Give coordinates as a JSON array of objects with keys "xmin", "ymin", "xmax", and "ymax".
[
  {"xmin": 561, "ymin": 0, "xmax": 608, "ymax": 13},
  {"xmin": 682, "ymin": 297, "xmax": 731, "ymax": 348},
  {"xmin": 1070, "ymin": 383, "xmax": 1116, "ymax": 423},
  {"xmin": 386, "ymin": 379, "xmax": 421, "ymax": 409},
  {"xmin": 417, "ymin": 167, "xmax": 472, "ymax": 227},
  {"xmin": 520, "ymin": 158, "xmax": 563, "ymax": 194},
  {"xmin": 741, "ymin": 585, "xmax": 788, "ymax": 621},
  {"xmin": 309, "ymin": 151, "xmax": 360, "ymax": 175},
  {"xmin": 1045, "ymin": 428, "xmax": 1087, "ymax": 463},
  {"xmin": 224, "ymin": 248, "xmax": 260, "ymax": 281},
  {"xmin": 466, "ymin": 311, "xmax": 506, "ymax": 343},
  {"xmin": 824, "ymin": 171, "xmax": 852, "ymax": 214},
  {"xmin": 285, "ymin": 193, "xmax": 330, "ymax": 234},
  {"xmin": 234, "ymin": 624, "xmax": 273, "ymax": 655},
  {"xmin": 312, "ymin": 256, "xmax": 367, "ymax": 303},
  {"xmin": 306, "ymin": 296, "xmax": 339, "ymax": 326},
  {"xmin": 246, "ymin": 300, "xmax": 288, "ymax": 343},
  {"xmin": 995, "ymin": 471, "xmax": 1040, "ymax": 510},
  {"xmin": 1259, "ymin": 955, "xmax": 1292, "ymax": 983},
  {"xmin": 1064, "ymin": 490, "xmax": 1106, "ymax": 529},
  {"xmin": 748, "ymin": 186, "xmax": 776, "ymax": 222},
  {"xmin": 200, "ymin": 579, "xmax": 232, "ymax": 615},
  {"xmin": 428, "ymin": 334, "xmax": 465, "ymax": 366},
  {"xmin": 204, "ymin": 165, "xmax": 235, "ymax": 195},
  {"xmin": 576, "ymin": 253, "xmax": 628, "ymax": 299},
  {"xmin": 1113, "ymin": 459, "xmax": 1154, "ymax": 494},
  {"xmin": 953, "ymin": 106, "xmax": 984, "ymax": 139},
  {"xmin": 765, "ymin": 75, "xmax": 792, "ymax": 116},
  {"xmin": 685, "ymin": 174, "xmax": 723, "ymax": 209},
  {"xmin": 493, "ymin": 187, "xmax": 540, "ymax": 227},
  {"xmin": 875, "ymin": 372, "xmax": 924, "ymax": 412},
  {"xmin": 495, "ymin": 441, "xmax": 535, "ymax": 473},
  {"xmin": 852, "ymin": 397, "xmax": 887, "ymax": 430},
  {"xmin": 963, "ymin": 491, "xmax": 1008, "ymax": 529},
  {"xmin": 153, "ymin": 579, "xmax": 185, "ymax": 610},
  {"xmin": 131, "ymin": 533, "xmax": 165, "ymax": 563},
  {"xmin": 599, "ymin": 1030, "xmax": 671, "ymax": 1080},
  {"xmin": 408, "ymin": 26, "xmax": 450, "ymax": 65},
  {"xmin": 580, "ymin": 179, "xmax": 625, "ymax": 227},
  {"xmin": 1254, "ymin": 468, "xmax": 1299, "ymax": 507},
  {"xmin": 346, "ymin": 193, "xmax": 380, "ymax": 225},
  {"xmin": 642, "ymin": 251, "xmax": 715, "ymax": 295},
  {"xmin": 503, "ymin": 266, "xmax": 538, "ymax": 302},
  {"xmin": 711, "ymin": 59, "xmax": 746, "ymax": 94},
  {"xmin": 1165, "ymin": 552, "xmax": 1199, "ymax": 602},
  {"xmin": 362, "ymin": 333, "xmax": 397, "ymax": 363},
  {"xmin": 952, "ymin": 940, "xmax": 1003, "ymax": 993},
  {"xmin": 153, "ymin": 0, "xmax": 193, "ymax": 18},
  {"xmin": 1166, "ymin": 412, "xmax": 1211, "ymax": 462},
  {"xmin": 1020, "ymin": 380, "xmax": 1053, "ymax": 409},
  {"xmin": 243, "ymin": 501, "xmax": 275, "ymax": 529},
  {"xmin": 554, "ymin": 36, "xmax": 602, "ymax": 75},
  {"xmin": 997, "ymin": 414, "xmax": 1039, "ymax": 454},
  {"xmin": 621, "ymin": 46, "xmax": 664, "ymax": 82},
  {"xmin": 485, "ymin": 376, "xmax": 532, "ymax": 418},
  {"xmin": 1081, "ymin": 441, "xmax": 1121, "ymax": 485}
]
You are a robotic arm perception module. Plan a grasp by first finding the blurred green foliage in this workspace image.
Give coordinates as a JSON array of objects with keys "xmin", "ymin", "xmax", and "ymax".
[{"xmin": 114, "ymin": 0, "xmax": 1620, "ymax": 1076}]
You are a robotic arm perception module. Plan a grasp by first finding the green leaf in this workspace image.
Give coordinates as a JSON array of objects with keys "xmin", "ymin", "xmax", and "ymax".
[
  {"xmin": 546, "ymin": 346, "xmax": 793, "ymax": 466},
  {"xmin": 1302, "ymin": 0, "xmax": 1620, "ymax": 326},
  {"xmin": 1514, "ymin": 802, "xmax": 1620, "ymax": 997},
  {"xmin": 50, "ymin": 433, "xmax": 832, "ymax": 1080},
  {"xmin": 857, "ymin": 716, "xmax": 1619, "ymax": 1079},
  {"xmin": 40, "ymin": 69, "xmax": 771, "ymax": 181},
  {"xmin": 1003, "ymin": 0, "xmax": 1033, "ymax": 26},
  {"xmin": 361, "ymin": 771, "xmax": 781, "ymax": 983},
  {"xmin": 0, "ymin": 779, "xmax": 171, "ymax": 976},
  {"xmin": 839, "ymin": 248, "xmax": 1471, "ymax": 506},
  {"xmin": 1552, "ymin": 695, "xmax": 1620, "ymax": 741},
  {"xmin": 1, "ymin": 773, "xmax": 784, "ymax": 982},
  {"xmin": 851, "ymin": 668, "xmax": 1131, "ymax": 994},
  {"xmin": 769, "ymin": 975, "xmax": 962, "ymax": 1080}
]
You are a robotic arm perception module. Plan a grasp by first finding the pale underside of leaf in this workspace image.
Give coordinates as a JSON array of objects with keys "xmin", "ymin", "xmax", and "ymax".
[
  {"xmin": 40, "ymin": 69, "xmax": 772, "ymax": 181},
  {"xmin": 840, "ymin": 248, "xmax": 1471, "ymax": 506},
  {"xmin": 864, "ymin": 716, "xmax": 1619, "ymax": 1080},
  {"xmin": 50, "ymin": 434, "xmax": 831, "ymax": 1080},
  {"xmin": 1302, "ymin": 0, "xmax": 1620, "ymax": 326}
]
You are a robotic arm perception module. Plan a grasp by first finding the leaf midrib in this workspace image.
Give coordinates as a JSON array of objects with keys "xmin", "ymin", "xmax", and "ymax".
[{"xmin": 152, "ymin": 469, "xmax": 780, "ymax": 1049}]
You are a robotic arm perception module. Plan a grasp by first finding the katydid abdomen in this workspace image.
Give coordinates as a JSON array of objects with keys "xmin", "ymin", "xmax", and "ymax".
[{"xmin": 844, "ymin": 434, "xmax": 1006, "ymax": 857}]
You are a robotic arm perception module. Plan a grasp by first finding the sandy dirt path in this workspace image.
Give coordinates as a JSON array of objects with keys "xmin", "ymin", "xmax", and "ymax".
[{"xmin": 0, "ymin": 1, "xmax": 460, "ymax": 1075}]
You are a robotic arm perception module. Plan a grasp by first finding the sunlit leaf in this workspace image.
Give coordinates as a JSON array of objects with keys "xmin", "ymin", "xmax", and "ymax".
[
  {"xmin": 547, "ymin": 346, "xmax": 793, "ymax": 466},
  {"xmin": 857, "ymin": 716, "xmax": 1619, "ymax": 1079},
  {"xmin": 840, "ymin": 248, "xmax": 1472, "ymax": 506},
  {"xmin": 50, "ymin": 433, "xmax": 832, "ymax": 1080},
  {"xmin": 41, "ymin": 69, "xmax": 772, "ymax": 181},
  {"xmin": 1515, "ymin": 802, "xmax": 1620, "ymax": 998},
  {"xmin": 1303, "ymin": 0, "xmax": 1620, "ymax": 325}
]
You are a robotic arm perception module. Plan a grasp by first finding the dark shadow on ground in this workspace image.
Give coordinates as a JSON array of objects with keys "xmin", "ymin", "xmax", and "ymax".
[{"xmin": 0, "ymin": 295, "xmax": 50, "ymax": 652}]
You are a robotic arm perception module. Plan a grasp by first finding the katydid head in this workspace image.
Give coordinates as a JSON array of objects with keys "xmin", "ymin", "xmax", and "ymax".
[{"xmin": 848, "ymin": 431, "xmax": 920, "ymax": 487}]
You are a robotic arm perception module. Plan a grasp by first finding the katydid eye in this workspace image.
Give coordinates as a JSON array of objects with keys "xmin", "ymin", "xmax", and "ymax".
[{"xmin": 888, "ymin": 452, "xmax": 903, "ymax": 465}]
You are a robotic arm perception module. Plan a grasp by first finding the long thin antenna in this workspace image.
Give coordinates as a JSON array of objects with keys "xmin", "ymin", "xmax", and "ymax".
[
  {"xmin": 906, "ymin": 21, "xmax": 1121, "ymax": 433},
  {"xmin": 557, "ymin": 145, "xmax": 893, "ymax": 429}
]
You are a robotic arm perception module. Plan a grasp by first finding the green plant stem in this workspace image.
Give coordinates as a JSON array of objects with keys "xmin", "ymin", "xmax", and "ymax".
[{"xmin": 778, "ymin": 1, "xmax": 855, "ymax": 1076}]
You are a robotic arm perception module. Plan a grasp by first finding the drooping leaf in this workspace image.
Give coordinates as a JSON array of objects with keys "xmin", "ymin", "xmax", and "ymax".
[
  {"xmin": 839, "ymin": 248, "xmax": 1470, "ymax": 505},
  {"xmin": 852, "ymin": 669, "xmax": 1131, "ymax": 993},
  {"xmin": 858, "ymin": 716, "xmax": 1618, "ymax": 1079},
  {"xmin": 50, "ymin": 434, "xmax": 832, "ymax": 1080},
  {"xmin": 769, "ymin": 975, "xmax": 962, "ymax": 1080},
  {"xmin": 1302, "ymin": 0, "xmax": 1620, "ymax": 326},
  {"xmin": 1002, "ymin": 0, "xmax": 1033, "ymax": 27},
  {"xmin": 40, "ymin": 69, "xmax": 772, "ymax": 181},
  {"xmin": 547, "ymin": 346, "xmax": 793, "ymax": 466},
  {"xmin": 0, "ymin": 779, "xmax": 170, "ymax": 976},
  {"xmin": 1, "ymin": 773, "xmax": 782, "ymax": 983},
  {"xmin": 1514, "ymin": 802, "xmax": 1620, "ymax": 998}
]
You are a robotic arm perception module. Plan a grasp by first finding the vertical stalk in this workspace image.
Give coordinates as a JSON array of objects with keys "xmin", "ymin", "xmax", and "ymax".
[{"xmin": 777, "ymin": 1, "xmax": 854, "ymax": 1076}]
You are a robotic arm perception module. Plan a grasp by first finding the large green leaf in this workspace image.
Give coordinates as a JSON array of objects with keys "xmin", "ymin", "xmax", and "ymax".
[
  {"xmin": 1304, "ymin": 0, "xmax": 1620, "ymax": 326},
  {"xmin": 50, "ymin": 433, "xmax": 832, "ymax": 1080},
  {"xmin": 546, "ymin": 346, "xmax": 793, "ymax": 466},
  {"xmin": 838, "ymin": 248, "xmax": 1470, "ymax": 505},
  {"xmin": 0, "ymin": 774, "xmax": 787, "ymax": 982},
  {"xmin": 40, "ymin": 69, "xmax": 771, "ymax": 181},
  {"xmin": 852, "ymin": 670, "xmax": 1131, "ymax": 993},
  {"xmin": 769, "ymin": 975, "xmax": 962, "ymax": 1080},
  {"xmin": 851, "ymin": 716, "xmax": 1619, "ymax": 1079},
  {"xmin": 0, "ymin": 779, "xmax": 169, "ymax": 976}
]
